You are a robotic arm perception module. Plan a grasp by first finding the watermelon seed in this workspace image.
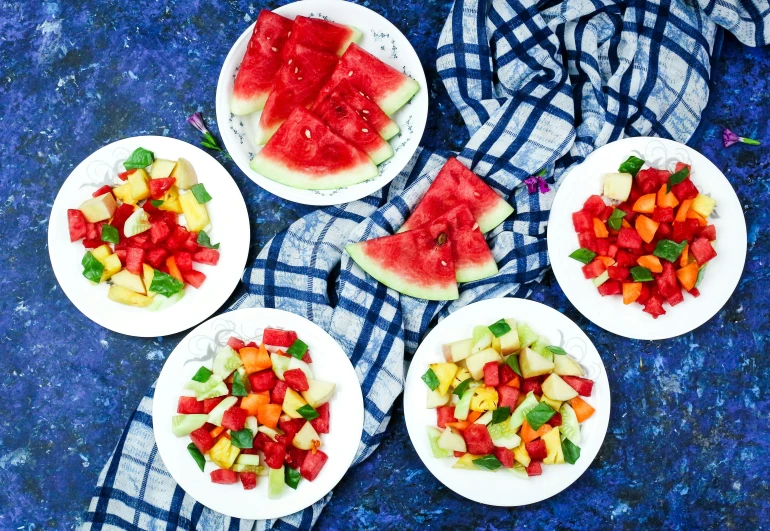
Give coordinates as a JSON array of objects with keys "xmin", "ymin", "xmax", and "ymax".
[
  {"xmin": 472, "ymin": 222, "xmax": 479, "ymax": 231},
  {"xmin": 288, "ymin": 59, "xmax": 293, "ymax": 65},
  {"xmin": 441, "ymin": 260, "xmax": 447, "ymax": 266},
  {"xmin": 473, "ymin": 191, "xmax": 481, "ymax": 197},
  {"xmin": 437, "ymin": 232, "xmax": 447, "ymax": 246},
  {"xmin": 298, "ymin": 77, "xmax": 303, "ymax": 80},
  {"xmin": 362, "ymin": 110, "xmax": 369, "ymax": 114},
  {"xmin": 288, "ymin": 31, "xmax": 291, "ymax": 36},
  {"xmin": 294, "ymin": 67, "xmax": 298, "ymax": 73},
  {"xmin": 305, "ymin": 129, "xmax": 311, "ymax": 139},
  {"xmin": 362, "ymin": 128, "xmax": 369, "ymax": 133},
  {"xmin": 348, "ymin": 70, "xmax": 353, "ymax": 77},
  {"xmin": 271, "ymin": 47, "xmax": 278, "ymax": 52}
]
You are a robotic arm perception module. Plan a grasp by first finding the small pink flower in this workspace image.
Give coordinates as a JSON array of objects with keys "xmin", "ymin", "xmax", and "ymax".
[
  {"xmin": 524, "ymin": 174, "xmax": 550, "ymax": 194},
  {"xmin": 722, "ymin": 128, "xmax": 760, "ymax": 148},
  {"xmin": 187, "ymin": 112, "xmax": 208, "ymax": 135},
  {"xmin": 187, "ymin": 112, "xmax": 230, "ymax": 159}
]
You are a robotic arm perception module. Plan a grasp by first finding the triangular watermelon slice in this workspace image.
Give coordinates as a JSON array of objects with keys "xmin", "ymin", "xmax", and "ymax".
[
  {"xmin": 316, "ymin": 91, "xmax": 393, "ymax": 165},
  {"xmin": 346, "ymin": 221, "xmax": 459, "ymax": 301},
  {"xmin": 400, "ymin": 157, "xmax": 514, "ymax": 234},
  {"xmin": 283, "ymin": 16, "xmax": 361, "ymax": 57},
  {"xmin": 251, "ymin": 107, "xmax": 378, "ymax": 190},
  {"xmin": 417, "ymin": 205, "xmax": 498, "ymax": 283},
  {"xmin": 230, "ymin": 10, "xmax": 293, "ymax": 115},
  {"xmin": 313, "ymin": 79, "xmax": 400, "ymax": 140},
  {"xmin": 255, "ymin": 44, "xmax": 339, "ymax": 144},
  {"xmin": 316, "ymin": 43, "xmax": 420, "ymax": 116}
]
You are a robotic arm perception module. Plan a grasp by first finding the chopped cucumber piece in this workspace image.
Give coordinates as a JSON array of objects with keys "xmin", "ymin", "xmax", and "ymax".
[
  {"xmin": 516, "ymin": 322, "xmax": 538, "ymax": 349},
  {"xmin": 245, "ymin": 415, "xmax": 259, "ymax": 434},
  {"xmin": 171, "ymin": 414, "xmax": 208, "ymax": 437},
  {"xmin": 510, "ymin": 462, "xmax": 529, "ymax": 479},
  {"xmin": 146, "ymin": 291, "xmax": 184, "ymax": 311},
  {"xmin": 232, "ymin": 463, "xmax": 260, "ymax": 473},
  {"xmin": 271, "ymin": 353, "xmax": 291, "ymax": 380},
  {"xmin": 268, "ymin": 466, "xmax": 286, "ymax": 499},
  {"xmin": 559, "ymin": 403, "xmax": 581, "ymax": 445},
  {"xmin": 592, "ymin": 270, "xmax": 609, "ymax": 287},
  {"xmin": 206, "ymin": 396, "xmax": 238, "ymax": 426},
  {"xmin": 474, "ymin": 411, "xmax": 494, "ymax": 425},
  {"xmin": 287, "ymin": 357, "xmax": 314, "ymax": 381},
  {"xmin": 236, "ymin": 454, "xmax": 261, "ymax": 466},
  {"xmin": 184, "ymin": 374, "xmax": 228, "ymax": 400},
  {"xmin": 453, "ymin": 382, "xmax": 479, "ymax": 421},
  {"xmin": 426, "ymin": 426, "xmax": 452, "ymax": 458},
  {"xmin": 509, "ymin": 391, "xmax": 540, "ymax": 430},
  {"xmin": 488, "ymin": 420, "xmax": 522, "ymax": 449},
  {"xmin": 531, "ymin": 336, "xmax": 554, "ymax": 362},
  {"xmin": 471, "ymin": 325, "xmax": 494, "ymax": 353},
  {"xmin": 212, "ymin": 346, "xmax": 243, "ymax": 379}
]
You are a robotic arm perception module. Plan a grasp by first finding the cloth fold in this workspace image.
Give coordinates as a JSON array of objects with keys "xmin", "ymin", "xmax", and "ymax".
[{"xmin": 84, "ymin": 0, "xmax": 768, "ymax": 529}]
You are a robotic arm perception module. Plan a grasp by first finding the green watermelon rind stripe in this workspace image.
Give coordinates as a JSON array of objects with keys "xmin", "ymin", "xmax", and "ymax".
[
  {"xmin": 378, "ymin": 78, "xmax": 421, "ymax": 116},
  {"xmin": 477, "ymin": 200, "xmax": 515, "ymax": 234},
  {"xmin": 369, "ymin": 142, "xmax": 394, "ymax": 165},
  {"xmin": 455, "ymin": 257, "xmax": 499, "ymax": 284},
  {"xmin": 379, "ymin": 121, "xmax": 400, "ymax": 141},
  {"xmin": 250, "ymin": 153, "xmax": 378, "ymax": 190}
]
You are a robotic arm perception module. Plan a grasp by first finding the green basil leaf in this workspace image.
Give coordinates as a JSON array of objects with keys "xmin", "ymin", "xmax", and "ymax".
[
  {"xmin": 150, "ymin": 269, "xmax": 185, "ymax": 297},
  {"xmin": 231, "ymin": 371, "xmax": 248, "ymax": 397},
  {"xmin": 472, "ymin": 454, "xmax": 502, "ymax": 471},
  {"xmin": 421, "ymin": 368, "xmax": 440, "ymax": 391},
  {"xmin": 630, "ymin": 266, "xmax": 654, "ymax": 282},
  {"xmin": 488, "ymin": 319, "xmax": 512, "ymax": 338},
  {"xmin": 546, "ymin": 345, "xmax": 567, "ymax": 355},
  {"xmin": 569, "ymin": 248, "xmax": 597, "ymax": 265},
  {"xmin": 229, "ymin": 428, "xmax": 254, "ymax": 449},
  {"xmin": 505, "ymin": 354, "xmax": 522, "ymax": 377},
  {"xmin": 667, "ymin": 166, "xmax": 690, "ymax": 192},
  {"xmin": 561, "ymin": 437, "xmax": 581, "ymax": 464},
  {"xmin": 607, "ymin": 209, "xmax": 626, "ymax": 231},
  {"xmin": 653, "ymin": 239, "xmax": 687, "ymax": 263},
  {"xmin": 453, "ymin": 379, "xmax": 472, "ymax": 397},
  {"xmin": 191, "ymin": 183, "xmax": 212, "ymax": 204},
  {"xmin": 150, "ymin": 199, "xmax": 164, "ymax": 207},
  {"xmin": 526, "ymin": 402, "xmax": 555, "ymax": 430},
  {"xmin": 191, "ymin": 366, "xmax": 212, "ymax": 383},
  {"xmin": 187, "ymin": 443, "xmax": 206, "ymax": 472},
  {"xmin": 101, "ymin": 224, "xmax": 119, "ymax": 244},
  {"xmin": 490, "ymin": 407, "xmax": 511, "ymax": 425},
  {"xmin": 287, "ymin": 339, "xmax": 308, "ymax": 360},
  {"xmin": 296, "ymin": 404, "xmax": 320, "ymax": 421},
  {"xmin": 695, "ymin": 264, "xmax": 707, "ymax": 287},
  {"xmin": 285, "ymin": 466, "xmax": 302, "ymax": 489},
  {"xmin": 123, "ymin": 147, "xmax": 154, "ymax": 170},
  {"xmin": 618, "ymin": 156, "xmax": 645, "ymax": 176},
  {"xmin": 197, "ymin": 230, "xmax": 220, "ymax": 250},
  {"xmin": 81, "ymin": 252, "xmax": 105, "ymax": 283}
]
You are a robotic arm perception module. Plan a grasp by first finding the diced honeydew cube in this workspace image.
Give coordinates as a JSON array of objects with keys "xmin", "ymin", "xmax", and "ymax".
[
  {"xmin": 553, "ymin": 354, "xmax": 585, "ymax": 377},
  {"xmin": 465, "ymin": 348, "xmax": 503, "ymax": 380},
  {"xmin": 107, "ymin": 285, "xmax": 153, "ymax": 307},
  {"xmin": 603, "ymin": 172, "xmax": 633, "ymax": 202},
  {"xmin": 282, "ymin": 388, "xmax": 307, "ymax": 419},
  {"xmin": 426, "ymin": 426, "xmax": 452, "ymax": 458},
  {"xmin": 171, "ymin": 414, "xmax": 208, "ymax": 437},
  {"xmin": 426, "ymin": 387, "xmax": 450, "ymax": 408},
  {"xmin": 142, "ymin": 264, "xmax": 156, "ymax": 296},
  {"xmin": 471, "ymin": 326, "xmax": 493, "ymax": 353},
  {"xmin": 79, "ymin": 193, "xmax": 118, "ymax": 222},
  {"xmin": 212, "ymin": 346, "xmax": 243, "ymax": 379},
  {"xmin": 150, "ymin": 158, "xmax": 177, "ymax": 179},
  {"xmin": 128, "ymin": 168, "xmax": 151, "ymax": 201},
  {"xmin": 442, "ymin": 338, "xmax": 473, "ymax": 363},
  {"xmin": 271, "ymin": 353, "xmax": 291, "ymax": 380},
  {"xmin": 592, "ymin": 270, "xmax": 610, "ymax": 287},
  {"xmin": 519, "ymin": 347, "xmax": 554, "ymax": 379},
  {"xmin": 498, "ymin": 318, "xmax": 521, "ymax": 354},
  {"xmin": 491, "ymin": 336, "xmax": 501, "ymax": 353},
  {"xmin": 231, "ymin": 463, "xmax": 260, "ymax": 473},
  {"xmin": 268, "ymin": 466, "xmax": 285, "ymax": 499},
  {"xmin": 170, "ymin": 157, "xmax": 199, "ymax": 189},
  {"xmin": 301, "ymin": 379, "xmax": 336, "ymax": 408},
  {"xmin": 111, "ymin": 269, "xmax": 146, "ymax": 294},
  {"xmin": 292, "ymin": 421, "xmax": 321, "ymax": 450},
  {"xmin": 437, "ymin": 427, "xmax": 466, "ymax": 453},
  {"xmin": 542, "ymin": 373, "xmax": 579, "ymax": 401},
  {"xmin": 287, "ymin": 357, "xmax": 314, "ymax": 381},
  {"xmin": 236, "ymin": 454, "xmax": 261, "ymax": 466},
  {"xmin": 691, "ymin": 194, "xmax": 717, "ymax": 218}
]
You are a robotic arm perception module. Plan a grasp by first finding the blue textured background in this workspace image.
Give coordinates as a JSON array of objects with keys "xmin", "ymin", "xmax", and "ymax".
[{"xmin": 1, "ymin": 1, "xmax": 768, "ymax": 529}]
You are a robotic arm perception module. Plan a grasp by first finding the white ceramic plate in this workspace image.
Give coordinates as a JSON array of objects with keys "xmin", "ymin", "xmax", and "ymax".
[
  {"xmin": 48, "ymin": 136, "xmax": 250, "ymax": 337},
  {"xmin": 548, "ymin": 137, "xmax": 747, "ymax": 341},
  {"xmin": 216, "ymin": 0, "xmax": 428, "ymax": 206},
  {"xmin": 403, "ymin": 298, "xmax": 610, "ymax": 506},
  {"xmin": 153, "ymin": 307, "xmax": 364, "ymax": 520}
]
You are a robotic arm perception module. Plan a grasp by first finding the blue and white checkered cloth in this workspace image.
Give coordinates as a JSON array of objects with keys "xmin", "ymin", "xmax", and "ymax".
[{"xmin": 84, "ymin": 0, "xmax": 768, "ymax": 528}]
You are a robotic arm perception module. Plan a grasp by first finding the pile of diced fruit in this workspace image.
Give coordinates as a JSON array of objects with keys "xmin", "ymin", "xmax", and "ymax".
[
  {"xmin": 423, "ymin": 318, "xmax": 596, "ymax": 477},
  {"xmin": 569, "ymin": 156, "xmax": 717, "ymax": 318},
  {"xmin": 173, "ymin": 328, "xmax": 336, "ymax": 496},
  {"xmin": 67, "ymin": 147, "xmax": 220, "ymax": 309}
]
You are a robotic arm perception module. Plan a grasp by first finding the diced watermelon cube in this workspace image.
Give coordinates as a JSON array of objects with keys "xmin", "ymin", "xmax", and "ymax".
[
  {"xmin": 82, "ymin": 238, "xmax": 102, "ymax": 249},
  {"xmin": 497, "ymin": 385, "xmax": 520, "ymax": 409},
  {"xmin": 149, "ymin": 219, "xmax": 171, "ymax": 244},
  {"xmin": 203, "ymin": 397, "xmax": 225, "ymax": 414},
  {"xmin": 193, "ymin": 248, "xmax": 220, "ymax": 266},
  {"xmin": 240, "ymin": 471, "xmax": 257, "ymax": 490},
  {"xmin": 263, "ymin": 441, "xmax": 286, "ymax": 469},
  {"xmin": 165, "ymin": 226, "xmax": 190, "ymax": 252},
  {"xmin": 279, "ymin": 418, "xmax": 306, "ymax": 441},
  {"xmin": 310, "ymin": 402, "xmax": 330, "ymax": 434},
  {"xmin": 616, "ymin": 202, "xmax": 637, "ymax": 223},
  {"xmin": 86, "ymin": 222, "xmax": 97, "ymax": 240},
  {"xmin": 583, "ymin": 195, "xmax": 606, "ymax": 216},
  {"xmin": 180, "ymin": 233, "xmax": 196, "ymax": 253},
  {"xmin": 127, "ymin": 233, "xmax": 154, "ymax": 249},
  {"xmin": 227, "ymin": 337, "xmax": 246, "ymax": 350},
  {"xmin": 521, "ymin": 377, "xmax": 542, "ymax": 396},
  {"xmin": 698, "ymin": 224, "xmax": 716, "ymax": 241},
  {"xmin": 607, "ymin": 243, "xmax": 618, "ymax": 258},
  {"xmin": 483, "ymin": 362, "xmax": 500, "ymax": 387},
  {"xmin": 599, "ymin": 205, "xmax": 614, "ymax": 221},
  {"xmin": 111, "ymin": 204, "xmax": 136, "ymax": 237},
  {"xmin": 655, "ymin": 222, "xmax": 673, "ymax": 241},
  {"xmin": 615, "ymin": 249, "xmax": 640, "ymax": 267},
  {"xmin": 253, "ymin": 432, "xmax": 272, "ymax": 452},
  {"xmin": 493, "ymin": 446, "xmax": 515, "ymax": 468},
  {"xmin": 221, "ymin": 407, "xmax": 248, "ymax": 431},
  {"xmin": 271, "ymin": 380, "xmax": 288, "ymax": 404},
  {"xmin": 597, "ymin": 280, "xmax": 622, "ymax": 296},
  {"xmin": 67, "ymin": 209, "xmax": 88, "ymax": 241},
  {"xmin": 115, "ymin": 248, "xmax": 127, "ymax": 264},
  {"xmin": 210, "ymin": 469, "xmax": 238, "ymax": 484},
  {"xmin": 248, "ymin": 369, "xmax": 277, "ymax": 392},
  {"xmin": 652, "ymin": 206, "xmax": 674, "ymax": 223},
  {"xmin": 499, "ymin": 364, "xmax": 516, "ymax": 385},
  {"xmin": 302, "ymin": 352, "xmax": 313, "ymax": 364},
  {"xmin": 673, "ymin": 219, "xmax": 700, "ymax": 243},
  {"xmin": 163, "ymin": 211, "xmax": 178, "ymax": 228},
  {"xmin": 436, "ymin": 405, "xmax": 456, "ymax": 429},
  {"xmin": 183, "ymin": 269, "xmax": 206, "ymax": 289},
  {"xmin": 174, "ymin": 251, "xmax": 193, "ymax": 272},
  {"xmin": 635, "ymin": 168, "xmax": 659, "ymax": 194},
  {"xmin": 688, "ymin": 287, "xmax": 701, "ymax": 298},
  {"xmin": 666, "ymin": 288, "xmax": 684, "ymax": 307},
  {"xmin": 577, "ymin": 231, "xmax": 597, "ymax": 253},
  {"xmin": 283, "ymin": 368, "xmax": 309, "ymax": 392},
  {"xmin": 561, "ymin": 376, "xmax": 594, "ymax": 396},
  {"xmin": 91, "ymin": 185, "xmax": 113, "ymax": 198},
  {"xmin": 607, "ymin": 265, "xmax": 630, "ymax": 281},
  {"xmin": 189, "ymin": 427, "xmax": 216, "ymax": 453},
  {"xmin": 595, "ymin": 238, "xmax": 610, "ymax": 257},
  {"xmin": 617, "ymin": 227, "xmax": 643, "ymax": 250},
  {"xmin": 671, "ymin": 178, "xmax": 698, "ymax": 201},
  {"xmin": 581, "ymin": 259, "xmax": 606, "ymax": 279},
  {"xmin": 643, "ymin": 295, "xmax": 666, "ymax": 318},
  {"xmin": 526, "ymin": 461, "xmax": 543, "ymax": 477},
  {"xmin": 263, "ymin": 329, "xmax": 298, "ymax": 347},
  {"xmin": 300, "ymin": 449, "xmax": 328, "ymax": 481},
  {"xmin": 454, "ymin": 451, "xmax": 465, "ymax": 458},
  {"xmin": 177, "ymin": 396, "xmax": 204, "ymax": 414},
  {"xmin": 525, "ymin": 440, "xmax": 547, "ymax": 461},
  {"xmin": 462, "ymin": 424, "xmax": 494, "ymax": 455},
  {"xmin": 572, "ymin": 210, "xmax": 593, "ymax": 232},
  {"xmin": 548, "ymin": 412, "xmax": 563, "ymax": 427},
  {"xmin": 636, "ymin": 282, "xmax": 652, "ymax": 305},
  {"xmin": 125, "ymin": 247, "xmax": 144, "ymax": 275},
  {"xmin": 143, "ymin": 200, "xmax": 162, "ymax": 217},
  {"xmin": 145, "ymin": 247, "xmax": 168, "ymax": 268},
  {"xmin": 117, "ymin": 169, "xmax": 136, "ymax": 181},
  {"xmin": 148, "ymin": 177, "xmax": 176, "ymax": 199},
  {"xmin": 690, "ymin": 237, "xmax": 717, "ymax": 265},
  {"xmin": 285, "ymin": 446, "xmax": 308, "ymax": 469}
]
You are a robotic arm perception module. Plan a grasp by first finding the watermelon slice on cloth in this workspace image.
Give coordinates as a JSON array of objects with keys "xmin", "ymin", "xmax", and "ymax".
[
  {"xmin": 250, "ymin": 107, "xmax": 378, "ymax": 190},
  {"xmin": 316, "ymin": 43, "xmax": 420, "ymax": 116},
  {"xmin": 316, "ymin": 91, "xmax": 394, "ymax": 165},
  {"xmin": 255, "ymin": 44, "xmax": 339, "ymax": 144},
  {"xmin": 284, "ymin": 15, "xmax": 361, "ymax": 57},
  {"xmin": 313, "ymin": 79, "xmax": 400, "ymax": 140},
  {"xmin": 400, "ymin": 157, "xmax": 514, "ymax": 234},
  {"xmin": 230, "ymin": 10, "xmax": 293, "ymax": 115},
  {"xmin": 418, "ymin": 204, "xmax": 498, "ymax": 283},
  {"xmin": 346, "ymin": 221, "xmax": 459, "ymax": 301}
]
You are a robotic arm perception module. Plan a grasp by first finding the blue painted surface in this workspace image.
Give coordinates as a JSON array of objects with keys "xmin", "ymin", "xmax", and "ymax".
[{"xmin": 1, "ymin": 0, "xmax": 768, "ymax": 529}]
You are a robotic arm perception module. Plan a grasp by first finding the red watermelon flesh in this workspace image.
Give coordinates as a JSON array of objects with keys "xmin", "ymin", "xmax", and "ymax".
[
  {"xmin": 316, "ymin": 91, "xmax": 394, "ymax": 165},
  {"xmin": 250, "ymin": 107, "xmax": 378, "ymax": 190},
  {"xmin": 346, "ymin": 220, "xmax": 459, "ymax": 300},
  {"xmin": 283, "ymin": 16, "xmax": 361, "ymax": 57},
  {"xmin": 316, "ymin": 43, "xmax": 420, "ymax": 116},
  {"xmin": 255, "ymin": 44, "xmax": 339, "ymax": 144},
  {"xmin": 400, "ymin": 157, "xmax": 514, "ymax": 234},
  {"xmin": 231, "ymin": 10, "xmax": 293, "ymax": 115},
  {"xmin": 416, "ymin": 204, "xmax": 497, "ymax": 283},
  {"xmin": 313, "ymin": 79, "xmax": 400, "ymax": 140}
]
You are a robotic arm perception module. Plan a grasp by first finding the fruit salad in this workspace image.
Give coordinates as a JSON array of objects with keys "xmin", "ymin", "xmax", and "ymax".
[
  {"xmin": 66, "ymin": 147, "xmax": 220, "ymax": 309},
  {"xmin": 173, "ymin": 328, "xmax": 336, "ymax": 496},
  {"xmin": 569, "ymin": 156, "xmax": 717, "ymax": 318},
  {"xmin": 423, "ymin": 319, "xmax": 596, "ymax": 477}
]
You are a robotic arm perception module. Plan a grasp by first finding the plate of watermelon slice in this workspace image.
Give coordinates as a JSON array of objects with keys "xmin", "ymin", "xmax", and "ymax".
[
  {"xmin": 216, "ymin": 0, "xmax": 428, "ymax": 205},
  {"xmin": 548, "ymin": 137, "xmax": 747, "ymax": 340}
]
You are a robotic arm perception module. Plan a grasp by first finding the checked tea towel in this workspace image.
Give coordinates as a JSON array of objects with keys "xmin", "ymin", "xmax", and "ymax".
[{"xmin": 84, "ymin": 0, "xmax": 769, "ymax": 529}]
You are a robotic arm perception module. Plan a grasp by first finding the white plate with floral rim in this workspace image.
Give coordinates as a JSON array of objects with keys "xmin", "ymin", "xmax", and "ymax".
[
  {"xmin": 403, "ymin": 298, "xmax": 610, "ymax": 506},
  {"xmin": 215, "ymin": 0, "xmax": 428, "ymax": 206},
  {"xmin": 48, "ymin": 136, "xmax": 250, "ymax": 337},
  {"xmin": 548, "ymin": 137, "xmax": 747, "ymax": 341},
  {"xmin": 152, "ymin": 307, "xmax": 364, "ymax": 520}
]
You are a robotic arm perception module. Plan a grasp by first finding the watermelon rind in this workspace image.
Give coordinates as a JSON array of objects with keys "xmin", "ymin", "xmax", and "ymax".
[
  {"xmin": 379, "ymin": 121, "xmax": 400, "ymax": 141},
  {"xmin": 476, "ymin": 200, "xmax": 515, "ymax": 234},
  {"xmin": 231, "ymin": 92, "xmax": 269, "ymax": 117},
  {"xmin": 339, "ymin": 27, "xmax": 363, "ymax": 55},
  {"xmin": 250, "ymin": 153, "xmax": 378, "ymax": 190},
  {"xmin": 456, "ymin": 259, "xmax": 499, "ymax": 284},
  {"xmin": 346, "ymin": 242, "xmax": 459, "ymax": 301},
  {"xmin": 379, "ymin": 77, "xmax": 420, "ymax": 116},
  {"xmin": 369, "ymin": 143, "xmax": 394, "ymax": 166}
]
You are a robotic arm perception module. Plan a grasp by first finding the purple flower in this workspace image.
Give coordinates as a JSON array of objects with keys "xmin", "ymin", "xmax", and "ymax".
[
  {"xmin": 722, "ymin": 128, "xmax": 760, "ymax": 148},
  {"xmin": 188, "ymin": 112, "xmax": 208, "ymax": 135},
  {"xmin": 188, "ymin": 112, "xmax": 230, "ymax": 158},
  {"xmin": 524, "ymin": 175, "xmax": 550, "ymax": 194}
]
